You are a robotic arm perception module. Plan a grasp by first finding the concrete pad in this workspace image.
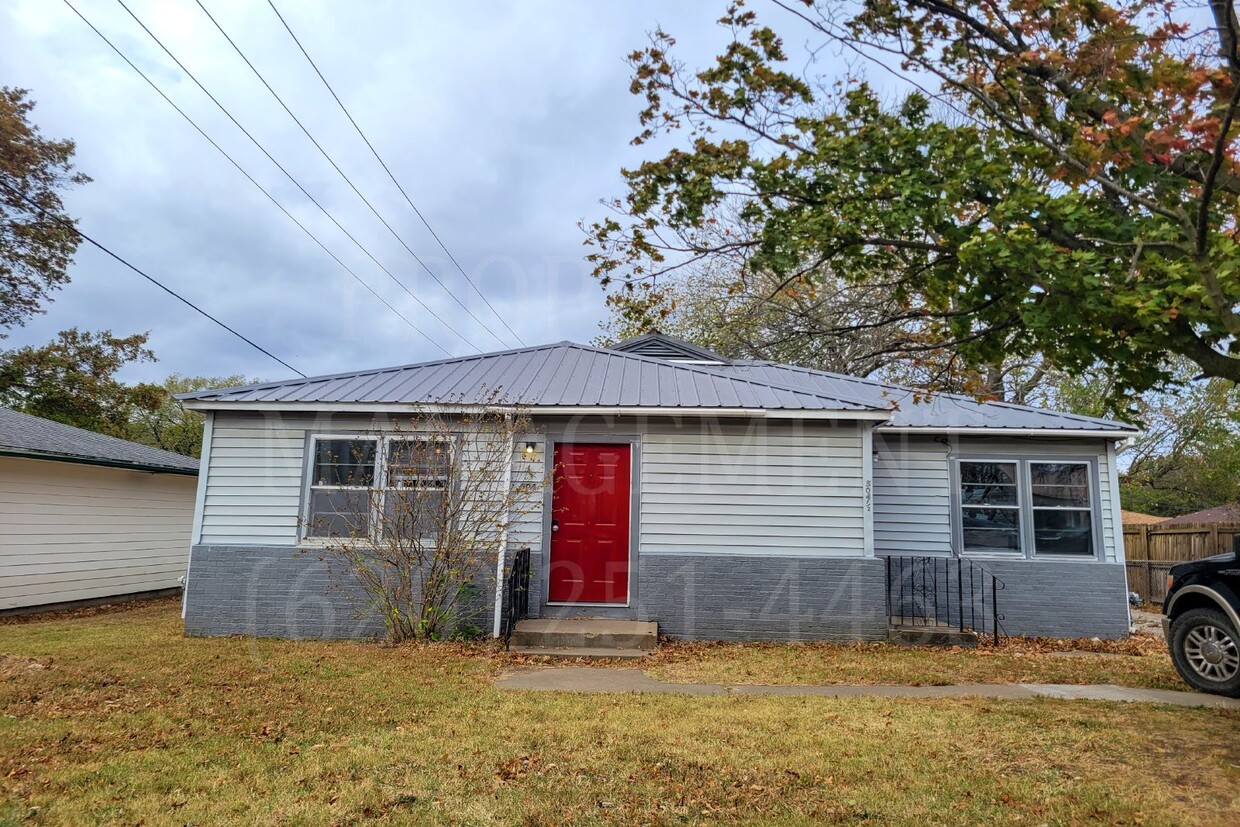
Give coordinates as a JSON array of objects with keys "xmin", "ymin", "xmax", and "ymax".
[
  {"xmin": 495, "ymin": 667, "xmax": 1240, "ymax": 709},
  {"xmin": 730, "ymin": 683, "xmax": 1037, "ymax": 700},
  {"xmin": 1024, "ymin": 684, "xmax": 1240, "ymax": 708}
]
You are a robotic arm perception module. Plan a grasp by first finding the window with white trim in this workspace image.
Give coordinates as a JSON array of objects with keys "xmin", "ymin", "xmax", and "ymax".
[
  {"xmin": 1030, "ymin": 462, "xmax": 1093, "ymax": 555},
  {"xmin": 307, "ymin": 438, "xmax": 376, "ymax": 538},
  {"xmin": 382, "ymin": 438, "xmax": 452, "ymax": 540},
  {"xmin": 955, "ymin": 458, "xmax": 1098, "ymax": 557},
  {"xmin": 959, "ymin": 461, "xmax": 1022, "ymax": 553},
  {"xmin": 305, "ymin": 435, "xmax": 453, "ymax": 541}
]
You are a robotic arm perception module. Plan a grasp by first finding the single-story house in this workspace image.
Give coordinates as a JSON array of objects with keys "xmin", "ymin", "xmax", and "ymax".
[
  {"xmin": 178, "ymin": 333, "xmax": 1138, "ymax": 641},
  {"xmin": 1121, "ymin": 509, "xmax": 1165, "ymax": 525},
  {"xmin": 1158, "ymin": 504, "xmax": 1240, "ymax": 525},
  {"xmin": 0, "ymin": 407, "xmax": 199, "ymax": 613}
]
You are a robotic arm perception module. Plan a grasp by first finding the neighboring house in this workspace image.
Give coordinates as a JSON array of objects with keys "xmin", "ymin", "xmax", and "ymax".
[
  {"xmin": 179, "ymin": 333, "xmax": 1138, "ymax": 641},
  {"xmin": 0, "ymin": 408, "xmax": 199, "ymax": 612},
  {"xmin": 1121, "ymin": 510, "xmax": 1165, "ymax": 525},
  {"xmin": 1158, "ymin": 504, "xmax": 1240, "ymax": 526}
]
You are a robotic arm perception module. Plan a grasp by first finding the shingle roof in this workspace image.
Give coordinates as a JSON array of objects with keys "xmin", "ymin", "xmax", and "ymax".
[
  {"xmin": 1158, "ymin": 504, "xmax": 1240, "ymax": 525},
  {"xmin": 0, "ymin": 408, "xmax": 199, "ymax": 474},
  {"xmin": 178, "ymin": 334, "xmax": 1139, "ymax": 434},
  {"xmin": 711, "ymin": 361, "xmax": 1138, "ymax": 434},
  {"xmin": 178, "ymin": 341, "xmax": 880, "ymax": 412}
]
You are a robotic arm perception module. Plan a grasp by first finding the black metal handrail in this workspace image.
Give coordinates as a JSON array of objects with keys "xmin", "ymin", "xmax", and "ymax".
[
  {"xmin": 885, "ymin": 555, "xmax": 1006, "ymax": 644},
  {"xmin": 501, "ymin": 547, "xmax": 531, "ymax": 650}
]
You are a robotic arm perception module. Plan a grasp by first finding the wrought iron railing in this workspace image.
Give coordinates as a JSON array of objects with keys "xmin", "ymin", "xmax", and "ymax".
[
  {"xmin": 501, "ymin": 547, "xmax": 531, "ymax": 651},
  {"xmin": 885, "ymin": 555, "xmax": 1006, "ymax": 644}
]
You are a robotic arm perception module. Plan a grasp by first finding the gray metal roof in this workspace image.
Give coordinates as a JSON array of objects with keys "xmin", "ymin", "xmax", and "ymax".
[
  {"xmin": 712, "ymin": 362, "xmax": 1138, "ymax": 433},
  {"xmin": 0, "ymin": 408, "xmax": 200, "ymax": 474},
  {"xmin": 178, "ymin": 341, "xmax": 879, "ymax": 412},
  {"xmin": 613, "ymin": 331, "xmax": 729, "ymax": 362},
  {"xmin": 179, "ymin": 334, "xmax": 1138, "ymax": 433}
]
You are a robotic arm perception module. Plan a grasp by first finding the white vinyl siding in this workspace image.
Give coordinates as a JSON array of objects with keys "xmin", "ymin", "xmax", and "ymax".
[
  {"xmin": 198, "ymin": 415, "xmax": 869, "ymax": 557},
  {"xmin": 640, "ymin": 422, "xmax": 866, "ymax": 557},
  {"xmin": 0, "ymin": 457, "xmax": 196, "ymax": 610},
  {"xmin": 872, "ymin": 435, "xmax": 1122, "ymax": 563},
  {"xmin": 873, "ymin": 439, "xmax": 954, "ymax": 556},
  {"xmin": 200, "ymin": 418, "xmax": 306, "ymax": 545},
  {"xmin": 199, "ymin": 414, "xmax": 544, "ymax": 550}
]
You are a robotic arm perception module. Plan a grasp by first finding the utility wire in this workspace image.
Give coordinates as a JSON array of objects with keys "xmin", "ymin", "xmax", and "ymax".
[
  {"xmin": 106, "ymin": 0, "xmax": 481, "ymax": 353},
  {"xmin": 195, "ymin": 0, "xmax": 515, "ymax": 350},
  {"xmin": 59, "ymin": 0, "xmax": 452, "ymax": 358},
  {"xmin": 267, "ymin": 0, "xmax": 527, "ymax": 346},
  {"xmin": 0, "ymin": 179, "xmax": 306, "ymax": 377}
]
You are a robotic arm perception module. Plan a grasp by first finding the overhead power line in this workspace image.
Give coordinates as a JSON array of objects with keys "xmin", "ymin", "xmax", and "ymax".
[
  {"xmin": 59, "ymin": 0, "xmax": 452, "ymax": 358},
  {"xmin": 266, "ymin": 0, "xmax": 527, "ymax": 347},
  {"xmin": 195, "ymin": 0, "xmax": 516, "ymax": 350},
  {"xmin": 107, "ymin": 0, "xmax": 482, "ymax": 353},
  {"xmin": 0, "ymin": 179, "xmax": 305, "ymax": 377}
]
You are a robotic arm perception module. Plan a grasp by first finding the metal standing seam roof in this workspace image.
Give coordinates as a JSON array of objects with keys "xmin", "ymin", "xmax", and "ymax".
[
  {"xmin": 178, "ymin": 335, "xmax": 1139, "ymax": 433},
  {"xmin": 709, "ymin": 361, "xmax": 1138, "ymax": 433},
  {"xmin": 177, "ymin": 341, "xmax": 882, "ymax": 412},
  {"xmin": 0, "ymin": 407, "xmax": 200, "ymax": 474}
]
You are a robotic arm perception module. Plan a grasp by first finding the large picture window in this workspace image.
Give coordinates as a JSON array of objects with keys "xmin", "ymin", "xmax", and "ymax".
[
  {"xmin": 305, "ymin": 435, "xmax": 453, "ymax": 541},
  {"xmin": 955, "ymin": 458, "xmax": 1097, "ymax": 557}
]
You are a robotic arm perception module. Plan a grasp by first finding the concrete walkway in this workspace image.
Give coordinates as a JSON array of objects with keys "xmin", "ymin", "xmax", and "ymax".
[{"xmin": 496, "ymin": 666, "xmax": 1240, "ymax": 709}]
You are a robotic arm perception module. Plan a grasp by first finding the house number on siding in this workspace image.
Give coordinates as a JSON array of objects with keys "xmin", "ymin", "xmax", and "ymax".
[{"xmin": 864, "ymin": 480, "xmax": 872, "ymax": 512}]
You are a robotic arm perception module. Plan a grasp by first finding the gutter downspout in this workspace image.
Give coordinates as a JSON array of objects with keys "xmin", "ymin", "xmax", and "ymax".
[{"xmin": 492, "ymin": 417, "xmax": 516, "ymax": 638}]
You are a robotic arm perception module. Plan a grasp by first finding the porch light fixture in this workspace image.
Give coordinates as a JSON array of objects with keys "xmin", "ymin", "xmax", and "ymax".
[{"xmin": 523, "ymin": 441, "xmax": 537, "ymax": 456}]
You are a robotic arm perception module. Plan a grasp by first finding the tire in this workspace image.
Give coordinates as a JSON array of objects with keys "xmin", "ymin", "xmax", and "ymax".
[{"xmin": 1168, "ymin": 607, "xmax": 1240, "ymax": 698}]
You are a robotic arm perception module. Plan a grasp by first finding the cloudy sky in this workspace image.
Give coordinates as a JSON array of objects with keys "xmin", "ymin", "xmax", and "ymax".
[{"xmin": 2, "ymin": 0, "xmax": 826, "ymax": 384}]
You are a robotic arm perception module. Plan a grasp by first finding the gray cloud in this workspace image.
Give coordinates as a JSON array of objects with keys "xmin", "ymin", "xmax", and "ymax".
[{"xmin": 0, "ymin": 0, "xmax": 841, "ymax": 384}]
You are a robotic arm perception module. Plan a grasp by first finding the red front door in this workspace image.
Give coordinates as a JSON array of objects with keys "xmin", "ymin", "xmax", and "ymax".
[{"xmin": 548, "ymin": 443, "xmax": 631, "ymax": 604}]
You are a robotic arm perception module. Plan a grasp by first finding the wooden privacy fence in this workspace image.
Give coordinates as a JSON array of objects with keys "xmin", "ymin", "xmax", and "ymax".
[{"xmin": 1123, "ymin": 522, "xmax": 1240, "ymax": 604}]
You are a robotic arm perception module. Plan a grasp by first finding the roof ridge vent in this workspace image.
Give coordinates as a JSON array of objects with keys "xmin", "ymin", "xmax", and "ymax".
[{"xmin": 610, "ymin": 331, "xmax": 728, "ymax": 363}]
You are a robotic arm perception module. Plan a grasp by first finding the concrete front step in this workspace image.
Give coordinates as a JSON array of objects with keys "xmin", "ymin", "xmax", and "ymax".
[
  {"xmin": 511, "ymin": 619, "xmax": 658, "ymax": 652},
  {"xmin": 511, "ymin": 646, "xmax": 652, "ymax": 660},
  {"xmin": 888, "ymin": 623, "xmax": 979, "ymax": 648}
]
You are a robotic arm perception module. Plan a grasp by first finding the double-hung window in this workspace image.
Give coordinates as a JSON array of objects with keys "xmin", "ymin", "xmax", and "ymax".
[
  {"xmin": 959, "ymin": 461, "xmax": 1022, "ymax": 553},
  {"xmin": 383, "ymin": 439, "xmax": 452, "ymax": 540},
  {"xmin": 307, "ymin": 438, "xmax": 376, "ymax": 538},
  {"xmin": 956, "ymin": 459, "xmax": 1097, "ymax": 558},
  {"xmin": 1029, "ymin": 462, "xmax": 1094, "ymax": 556},
  {"xmin": 305, "ymin": 435, "xmax": 453, "ymax": 541}
]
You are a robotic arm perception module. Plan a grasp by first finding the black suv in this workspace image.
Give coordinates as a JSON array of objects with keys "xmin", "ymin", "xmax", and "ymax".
[{"xmin": 1163, "ymin": 537, "xmax": 1240, "ymax": 697}]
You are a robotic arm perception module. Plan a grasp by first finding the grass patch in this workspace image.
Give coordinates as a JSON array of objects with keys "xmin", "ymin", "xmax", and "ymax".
[
  {"xmin": 637, "ymin": 636, "xmax": 1184, "ymax": 689},
  {"xmin": 0, "ymin": 599, "xmax": 1236, "ymax": 825}
]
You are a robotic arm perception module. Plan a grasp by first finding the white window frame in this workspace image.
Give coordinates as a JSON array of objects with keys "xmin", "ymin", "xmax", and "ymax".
[
  {"xmin": 380, "ymin": 436, "xmax": 454, "ymax": 542},
  {"xmin": 301, "ymin": 433, "xmax": 454, "ymax": 544},
  {"xmin": 1027, "ymin": 460, "xmax": 1098, "ymax": 558},
  {"xmin": 956, "ymin": 459, "xmax": 1023, "ymax": 556},
  {"xmin": 951, "ymin": 456, "xmax": 1103, "ymax": 561},
  {"xmin": 304, "ymin": 434, "xmax": 378, "ymax": 542}
]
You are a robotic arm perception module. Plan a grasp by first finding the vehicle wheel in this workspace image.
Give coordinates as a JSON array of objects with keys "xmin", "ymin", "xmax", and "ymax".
[{"xmin": 1168, "ymin": 607, "xmax": 1240, "ymax": 697}]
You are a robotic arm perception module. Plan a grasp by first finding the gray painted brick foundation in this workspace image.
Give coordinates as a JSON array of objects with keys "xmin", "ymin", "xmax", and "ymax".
[
  {"xmin": 975, "ymin": 559, "xmax": 1130, "ymax": 639},
  {"xmin": 184, "ymin": 545, "xmax": 492, "ymax": 639},
  {"xmin": 885, "ymin": 557, "xmax": 1130, "ymax": 639},
  {"xmin": 637, "ymin": 554, "xmax": 889, "ymax": 642},
  {"xmin": 186, "ymin": 546, "xmax": 1129, "ymax": 642}
]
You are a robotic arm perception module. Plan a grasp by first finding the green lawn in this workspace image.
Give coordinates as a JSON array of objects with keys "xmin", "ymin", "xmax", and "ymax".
[{"xmin": 1, "ymin": 599, "xmax": 1237, "ymax": 825}]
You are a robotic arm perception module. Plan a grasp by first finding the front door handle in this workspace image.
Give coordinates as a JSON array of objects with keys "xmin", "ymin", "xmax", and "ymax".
[{"xmin": 551, "ymin": 520, "xmax": 559, "ymax": 532}]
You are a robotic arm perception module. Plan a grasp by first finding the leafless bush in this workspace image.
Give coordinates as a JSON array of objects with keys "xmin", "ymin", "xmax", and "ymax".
[{"xmin": 305, "ymin": 409, "xmax": 545, "ymax": 642}]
